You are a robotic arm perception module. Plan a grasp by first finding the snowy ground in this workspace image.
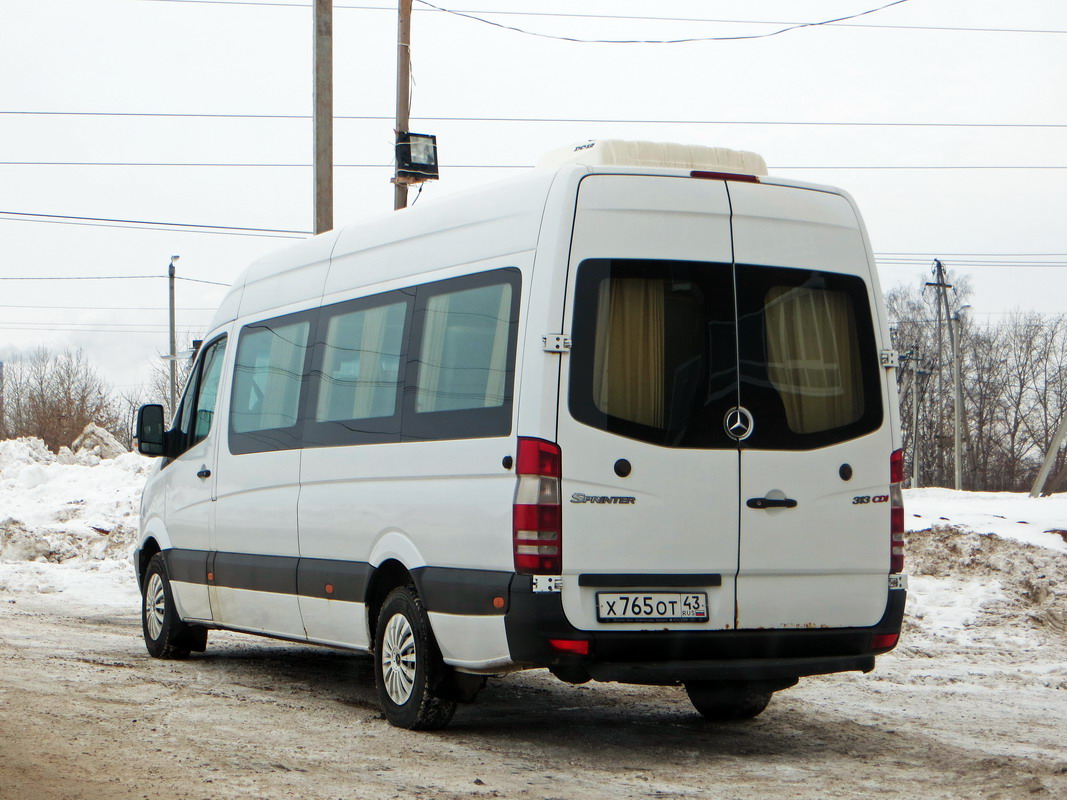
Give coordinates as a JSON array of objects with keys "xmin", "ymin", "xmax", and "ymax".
[{"xmin": 1, "ymin": 438, "xmax": 1066, "ymax": 799}]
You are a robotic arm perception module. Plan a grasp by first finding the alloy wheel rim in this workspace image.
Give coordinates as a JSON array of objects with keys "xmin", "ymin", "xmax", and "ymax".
[
  {"xmin": 145, "ymin": 572, "xmax": 167, "ymax": 641},
  {"xmin": 381, "ymin": 612, "xmax": 417, "ymax": 706}
]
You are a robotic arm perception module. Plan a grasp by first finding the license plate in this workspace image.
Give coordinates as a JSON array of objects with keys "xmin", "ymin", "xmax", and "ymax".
[{"xmin": 596, "ymin": 592, "xmax": 709, "ymax": 623}]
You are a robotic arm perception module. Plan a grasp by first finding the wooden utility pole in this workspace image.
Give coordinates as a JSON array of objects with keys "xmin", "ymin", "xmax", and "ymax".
[
  {"xmin": 314, "ymin": 0, "xmax": 334, "ymax": 233},
  {"xmin": 394, "ymin": 0, "xmax": 412, "ymax": 210}
]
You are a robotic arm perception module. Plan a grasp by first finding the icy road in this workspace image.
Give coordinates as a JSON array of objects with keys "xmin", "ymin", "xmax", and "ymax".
[{"xmin": 1, "ymin": 524, "xmax": 1065, "ymax": 800}]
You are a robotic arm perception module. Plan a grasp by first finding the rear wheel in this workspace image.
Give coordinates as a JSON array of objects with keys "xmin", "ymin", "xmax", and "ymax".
[
  {"xmin": 685, "ymin": 681, "xmax": 773, "ymax": 721},
  {"xmin": 373, "ymin": 585, "xmax": 457, "ymax": 730},
  {"xmin": 141, "ymin": 553, "xmax": 207, "ymax": 658}
]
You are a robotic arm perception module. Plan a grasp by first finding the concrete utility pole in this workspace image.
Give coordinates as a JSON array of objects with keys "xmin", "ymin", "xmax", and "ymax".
[
  {"xmin": 927, "ymin": 259, "xmax": 963, "ymax": 490},
  {"xmin": 1030, "ymin": 413, "xmax": 1067, "ymax": 497},
  {"xmin": 168, "ymin": 256, "xmax": 179, "ymax": 417},
  {"xmin": 908, "ymin": 355, "xmax": 925, "ymax": 489},
  {"xmin": 394, "ymin": 0, "xmax": 413, "ymax": 210},
  {"xmin": 948, "ymin": 308, "xmax": 964, "ymax": 490},
  {"xmin": 314, "ymin": 0, "xmax": 334, "ymax": 234}
]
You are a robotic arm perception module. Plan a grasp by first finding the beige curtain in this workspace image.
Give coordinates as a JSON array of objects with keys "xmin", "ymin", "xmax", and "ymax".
[
  {"xmin": 765, "ymin": 286, "xmax": 861, "ymax": 433},
  {"xmin": 415, "ymin": 292, "xmax": 452, "ymax": 413},
  {"xmin": 417, "ymin": 284, "xmax": 512, "ymax": 413},
  {"xmin": 484, "ymin": 285, "xmax": 512, "ymax": 408},
  {"xmin": 261, "ymin": 321, "xmax": 309, "ymax": 428},
  {"xmin": 592, "ymin": 278, "xmax": 666, "ymax": 428}
]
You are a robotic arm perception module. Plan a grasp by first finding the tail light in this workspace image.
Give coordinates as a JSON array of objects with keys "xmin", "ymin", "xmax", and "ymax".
[
  {"xmin": 513, "ymin": 438, "xmax": 562, "ymax": 575},
  {"xmin": 890, "ymin": 448, "xmax": 905, "ymax": 573}
]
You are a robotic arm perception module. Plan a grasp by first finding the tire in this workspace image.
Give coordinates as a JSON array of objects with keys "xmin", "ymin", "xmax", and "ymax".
[
  {"xmin": 141, "ymin": 552, "xmax": 207, "ymax": 659},
  {"xmin": 373, "ymin": 585, "xmax": 457, "ymax": 730},
  {"xmin": 685, "ymin": 681, "xmax": 773, "ymax": 721}
]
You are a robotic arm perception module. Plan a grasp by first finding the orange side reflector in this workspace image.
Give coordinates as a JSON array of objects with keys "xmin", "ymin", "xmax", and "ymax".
[{"xmin": 324, "ymin": 584, "xmax": 334, "ymax": 595}]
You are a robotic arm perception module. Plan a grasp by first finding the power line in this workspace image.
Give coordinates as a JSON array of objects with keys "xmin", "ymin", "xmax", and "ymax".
[
  {"xmin": 0, "ymin": 214, "xmax": 306, "ymax": 239},
  {"xmin": 877, "ymin": 251, "xmax": 1067, "ymax": 257},
  {"xmin": 0, "ymin": 275, "xmax": 230, "ymax": 286},
  {"xmin": 5, "ymin": 161, "xmax": 1067, "ymax": 170},
  {"xmin": 4, "ymin": 110, "xmax": 1065, "ymax": 129},
  {"xmin": 411, "ymin": 0, "xmax": 917, "ymax": 44},
  {"xmin": 0, "ymin": 303, "xmax": 214, "ymax": 311},
  {"xmin": 138, "ymin": 1, "xmax": 1067, "ymax": 36},
  {"xmin": 0, "ymin": 210, "xmax": 309, "ymax": 235},
  {"xmin": 0, "ymin": 325, "xmax": 181, "ymax": 334}
]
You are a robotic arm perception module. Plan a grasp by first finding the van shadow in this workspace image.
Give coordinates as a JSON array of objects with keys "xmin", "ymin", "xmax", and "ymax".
[{"xmin": 180, "ymin": 638, "xmax": 927, "ymax": 767}]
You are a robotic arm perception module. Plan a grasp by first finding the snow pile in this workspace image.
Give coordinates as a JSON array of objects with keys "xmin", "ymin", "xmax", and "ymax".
[
  {"xmin": 0, "ymin": 443, "xmax": 1065, "ymax": 653},
  {"xmin": 0, "ymin": 434, "xmax": 151, "ymax": 564},
  {"xmin": 69, "ymin": 423, "xmax": 129, "ymax": 463},
  {"xmin": 906, "ymin": 487, "xmax": 1067, "ymax": 553}
]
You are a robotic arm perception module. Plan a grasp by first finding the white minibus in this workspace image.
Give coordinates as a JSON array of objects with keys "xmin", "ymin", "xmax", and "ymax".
[{"xmin": 135, "ymin": 140, "xmax": 906, "ymax": 729}]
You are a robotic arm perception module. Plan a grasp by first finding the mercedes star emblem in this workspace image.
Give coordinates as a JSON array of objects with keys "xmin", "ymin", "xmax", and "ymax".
[{"xmin": 724, "ymin": 406, "xmax": 754, "ymax": 441}]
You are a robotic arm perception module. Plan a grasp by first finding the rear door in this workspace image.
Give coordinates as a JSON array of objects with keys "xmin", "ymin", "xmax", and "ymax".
[
  {"xmin": 556, "ymin": 174, "xmax": 739, "ymax": 632},
  {"xmin": 729, "ymin": 182, "xmax": 892, "ymax": 629}
]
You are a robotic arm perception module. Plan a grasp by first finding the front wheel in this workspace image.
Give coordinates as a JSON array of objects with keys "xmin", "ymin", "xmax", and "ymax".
[
  {"xmin": 685, "ymin": 681, "xmax": 773, "ymax": 721},
  {"xmin": 373, "ymin": 585, "xmax": 456, "ymax": 730},
  {"xmin": 141, "ymin": 553, "xmax": 207, "ymax": 658}
]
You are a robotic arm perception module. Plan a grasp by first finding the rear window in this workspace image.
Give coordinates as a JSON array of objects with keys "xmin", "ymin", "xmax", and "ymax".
[
  {"xmin": 569, "ymin": 259, "xmax": 737, "ymax": 449},
  {"xmin": 736, "ymin": 265, "xmax": 882, "ymax": 450},
  {"xmin": 569, "ymin": 259, "xmax": 882, "ymax": 450}
]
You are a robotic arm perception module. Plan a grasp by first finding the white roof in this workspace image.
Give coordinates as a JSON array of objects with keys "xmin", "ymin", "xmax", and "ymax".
[{"xmin": 536, "ymin": 139, "xmax": 768, "ymax": 176}]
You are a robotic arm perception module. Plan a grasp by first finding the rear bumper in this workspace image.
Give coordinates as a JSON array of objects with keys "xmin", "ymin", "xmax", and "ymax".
[{"xmin": 504, "ymin": 576, "xmax": 906, "ymax": 685}]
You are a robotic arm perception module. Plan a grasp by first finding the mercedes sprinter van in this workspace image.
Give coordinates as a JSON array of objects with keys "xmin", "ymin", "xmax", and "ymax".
[{"xmin": 135, "ymin": 140, "xmax": 906, "ymax": 729}]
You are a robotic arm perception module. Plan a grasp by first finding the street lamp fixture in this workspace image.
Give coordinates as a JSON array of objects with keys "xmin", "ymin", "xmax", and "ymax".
[{"xmin": 394, "ymin": 131, "xmax": 439, "ymax": 185}]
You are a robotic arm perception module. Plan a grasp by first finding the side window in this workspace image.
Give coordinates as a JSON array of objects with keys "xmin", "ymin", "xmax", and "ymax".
[
  {"xmin": 403, "ymin": 268, "xmax": 521, "ymax": 441},
  {"xmin": 229, "ymin": 314, "xmax": 312, "ymax": 454},
  {"xmin": 317, "ymin": 301, "xmax": 406, "ymax": 421},
  {"xmin": 190, "ymin": 339, "xmax": 227, "ymax": 447},
  {"xmin": 172, "ymin": 337, "xmax": 228, "ymax": 457},
  {"xmin": 303, "ymin": 292, "xmax": 411, "ymax": 447}
]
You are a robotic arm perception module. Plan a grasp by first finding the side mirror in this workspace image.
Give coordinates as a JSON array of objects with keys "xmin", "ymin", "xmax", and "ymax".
[{"xmin": 136, "ymin": 404, "xmax": 168, "ymax": 457}]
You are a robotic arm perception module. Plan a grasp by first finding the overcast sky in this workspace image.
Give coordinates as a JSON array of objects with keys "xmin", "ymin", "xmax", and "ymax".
[{"xmin": 2, "ymin": 0, "xmax": 1065, "ymax": 392}]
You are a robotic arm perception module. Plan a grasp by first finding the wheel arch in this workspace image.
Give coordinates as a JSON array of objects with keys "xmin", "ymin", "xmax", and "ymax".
[
  {"xmin": 365, "ymin": 559, "xmax": 416, "ymax": 646},
  {"xmin": 136, "ymin": 537, "xmax": 163, "ymax": 591}
]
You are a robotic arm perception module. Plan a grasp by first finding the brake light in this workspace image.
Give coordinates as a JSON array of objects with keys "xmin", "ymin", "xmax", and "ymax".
[
  {"xmin": 548, "ymin": 638, "xmax": 589, "ymax": 655},
  {"xmin": 890, "ymin": 448, "xmax": 905, "ymax": 573},
  {"xmin": 871, "ymin": 632, "xmax": 899, "ymax": 651},
  {"xmin": 513, "ymin": 438, "xmax": 562, "ymax": 575},
  {"xmin": 690, "ymin": 170, "xmax": 760, "ymax": 183}
]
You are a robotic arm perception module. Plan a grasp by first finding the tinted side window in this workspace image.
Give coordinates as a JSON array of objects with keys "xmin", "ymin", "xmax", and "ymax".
[
  {"xmin": 172, "ymin": 336, "xmax": 228, "ymax": 457},
  {"xmin": 402, "ymin": 268, "xmax": 521, "ymax": 441},
  {"xmin": 303, "ymin": 290, "xmax": 412, "ymax": 447},
  {"xmin": 569, "ymin": 259, "xmax": 736, "ymax": 449},
  {"xmin": 229, "ymin": 314, "xmax": 313, "ymax": 454},
  {"xmin": 736, "ymin": 266, "xmax": 882, "ymax": 450}
]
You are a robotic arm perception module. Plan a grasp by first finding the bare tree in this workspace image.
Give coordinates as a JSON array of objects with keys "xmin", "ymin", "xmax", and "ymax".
[{"xmin": 0, "ymin": 348, "xmax": 121, "ymax": 452}]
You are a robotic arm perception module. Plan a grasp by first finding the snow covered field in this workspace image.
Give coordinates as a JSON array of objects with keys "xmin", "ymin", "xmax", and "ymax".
[{"xmin": 1, "ymin": 436, "xmax": 1066, "ymax": 798}]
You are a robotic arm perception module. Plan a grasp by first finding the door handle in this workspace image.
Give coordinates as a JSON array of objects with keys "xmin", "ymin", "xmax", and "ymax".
[
  {"xmin": 196, "ymin": 468, "xmax": 212, "ymax": 479},
  {"xmin": 746, "ymin": 497, "xmax": 797, "ymax": 510}
]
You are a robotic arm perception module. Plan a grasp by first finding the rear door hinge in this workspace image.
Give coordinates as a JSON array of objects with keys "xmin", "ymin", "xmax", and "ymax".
[
  {"xmin": 880, "ymin": 349, "xmax": 899, "ymax": 368},
  {"xmin": 543, "ymin": 334, "xmax": 572, "ymax": 353}
]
